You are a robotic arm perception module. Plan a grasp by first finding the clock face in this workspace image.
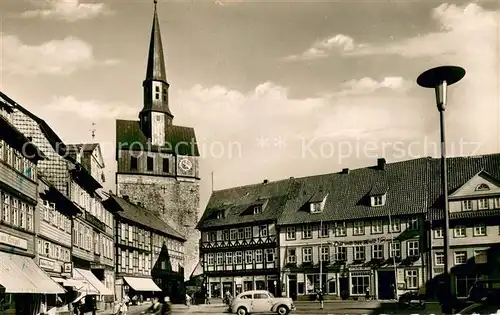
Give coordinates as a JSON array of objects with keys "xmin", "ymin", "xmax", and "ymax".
[{"xmin": 179, "ymin": 158, "xmax": 193, "ymax": 172}]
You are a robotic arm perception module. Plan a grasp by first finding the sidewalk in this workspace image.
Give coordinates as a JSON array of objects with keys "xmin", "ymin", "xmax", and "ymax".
[{"xmin": 97, "ymin": 303, "xmax": 151, "ymax": 315}]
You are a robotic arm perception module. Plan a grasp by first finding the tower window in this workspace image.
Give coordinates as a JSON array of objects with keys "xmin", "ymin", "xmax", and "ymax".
[
  {"xmin": 155, "ymin": 86, "xmax": 160, "ymax": 92},
  {"xmin": 147, "ymin": 156, "xmax": 154, "ymax": 171},
  {"xmin": 130, "ymin": 156, "xmax": 138, "ymax": 170},
  {"xmin": 162, "ymin": 158, "xmax": 169, "ymax": 173},
  {"xmin": 155, "ymin": 93, "xmax": 159, "ymax": 100}
]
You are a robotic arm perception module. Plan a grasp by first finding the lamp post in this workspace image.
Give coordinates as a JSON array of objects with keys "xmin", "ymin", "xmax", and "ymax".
[{"xmin": 417, "ymin": 65, "xmax": 465, "ymax": 314}]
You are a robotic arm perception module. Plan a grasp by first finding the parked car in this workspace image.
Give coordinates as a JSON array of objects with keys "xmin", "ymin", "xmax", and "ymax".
[{"xmin": 228, "ymin": 290, "xmax": 295, "ymax": 315}]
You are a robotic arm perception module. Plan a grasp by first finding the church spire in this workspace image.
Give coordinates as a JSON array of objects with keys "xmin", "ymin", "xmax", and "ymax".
[
  {"xmin": 146, "ymin": 0, "xmax": 167, "ymax": 83},
  {"xmin": 140, "ymin": 0, "xmax": 173, "ymax": 143}
]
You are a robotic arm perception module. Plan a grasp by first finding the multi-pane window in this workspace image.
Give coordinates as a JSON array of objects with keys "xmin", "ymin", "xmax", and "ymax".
[
  {"xmin": 223, "ymin": 230, "xmax": 229, "ymax": 241},
  {"xmin": 335, "ymin": 222, "xmax": 347, "ymax": 236},
  {"xmin": 286, "ymin": 226, "xmax": 296, "ymax": 240},
  {"xmin": 286, "ymin": 248, "xmax": 296, "ymax": 264},
  {"xmin": 230, "ymin": 229, "xmax": 237, "ymax": 240},
  {"xmin": 335, "ymin": 246, "xmax": 347, "ymax": 261},
  {"xmin": 320, "ymin": 223, "xmax": 329, "ymax": 237},
  {"xmin": 353, "ymin": 221, "xmax": 364, "ymax": 235},
  {"xmin": 389, "ymin": 241, "xmax": 400, "ymax": 258},
  {"xmin": 407, "ymin": 217, "xmax": 419, "ymax": 231},
  {"xmin": 245, "ymin": 251, "xmax": 252, "ymax": 264},
  {"xmin": 454, "ymin": 226, "xmax": 466, "ymax": 238},
  {"xmin": 372, "ymin": 244, "xmax": 384, "ymax": 259},
  {"xmin": 19, "ymin": 202, "xmax": 26, "ymax": 229},
  {"xmin": 244, "ymin": 227, "xmax": 252, "ymax": 239},
  {"xmin": 371, "ymin": 220, "xmax": 383, "ymax": 234},
  {"xmin": 407, "ymin": 240, "xmax": 419, "ymax": 257},
  {"xmin": 237, "ymin": 228, "xmax": 244, "ymax": 240},
  {"xmin": 462, "ymin": 200, "xmax": 472, "ymax": 211},
  {"xmin": 435, "ymin": 252, "xmax": 444, "ymax": 265},
  {"xmin": 255, "ymin": 250, "xmax": 263, "ymax": 263},
  {"xmin": 216, "ymin": 253, "xmax": 224, "ymax": 265},
  {"xmin": 434, "ymin": 227, "xmax": 443, "ymax": 239},
  {"xmin": 455, "ymin": 251, "xmax": 467, "ymax": 265},
  {"xmin": 474, "ymin": 224, "xmax": 486, "ymax": 236},
  {"xmin": 225, "ymin": 252, "xmax": 233, "ymax": 265},
  {"xmin": 373, "ymin": 195, "xmax": 383, "ymax": 206},
  {"xmin": 353, "ymin": 246, "xmax": 365, "ymax": 261},
  {"xmin": 235, "ymin": 251, "xmax": 243, "ymax": 264},
  {"xmin": 478, "ymin": 199, "xmax": 488, "ymax": 210},
  {"xmin": 302, "ymin": 225, "xmax": 312, "ymax": 239},
  {"xmin": 3, "ymin": 194, "xmax": 10, "ymax": 223},
  {"xmin": 320, "ymin": 246, "xmax": 329, "ymax": 262},
  {"xmin": 310, "ymin": 202, "xmax": 322, "ymax": 213},
  {"xmin": 11, "ymin": 199, "xmax": 18, "ymax": 226},
  {"xmin": 405, "ymin": 270, "xmax": 418, "ymax": 289},
  {"xmin": 302, "ymin": 247, "xmax": 312, "ymax": 263}
]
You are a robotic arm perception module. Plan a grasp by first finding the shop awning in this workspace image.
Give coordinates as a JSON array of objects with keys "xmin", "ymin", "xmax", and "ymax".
[
  {"xmin": 0, "ymin": 252, "xmax": 65, "ymax": 294},
  {"xmin": 123, "ymin": 277, "xmax": 162, "ymax": 292},
  {"xmin": 74, "ymin": 268, "xmax": 113, "ymax": 296}
]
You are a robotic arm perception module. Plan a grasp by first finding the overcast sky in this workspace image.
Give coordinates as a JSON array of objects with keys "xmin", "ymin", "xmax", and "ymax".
[{"xmin": 1, "ymin": 0, "xmax": 499, "ymax": 214}]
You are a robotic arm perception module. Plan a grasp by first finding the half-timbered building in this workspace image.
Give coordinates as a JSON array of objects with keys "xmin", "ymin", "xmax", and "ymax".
[
  {"xmin": 197, "ymin": 179, "xmax": 297, "ymax": 298},
  {"xmin": 0, "ymin": 92, "xmax": 65, "ymax": 314},
  {"xmin": 102, "ymin": 194, "xmax": 185, "ymax": 303}
]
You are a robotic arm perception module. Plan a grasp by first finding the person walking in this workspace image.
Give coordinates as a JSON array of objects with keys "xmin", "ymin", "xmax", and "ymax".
[
  {"xmin": 317, "ymin": 290, "xmax": 324, "ymax": 310},
  {"xmin": 120, "ymin": 298, "xmax": 128, "ymax": 315},
  {"xmin": 161, "ymin": 296, "xmax": 172, "ymax": 315},
  {"xmin": 365, "ymin": 286, "xmax": 370, "ymax": 301}
]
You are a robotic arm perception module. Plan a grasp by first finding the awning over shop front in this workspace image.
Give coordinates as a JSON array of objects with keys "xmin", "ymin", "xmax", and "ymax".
[
  {"xmin": 123, "ymin": 277, "xmax": 162, "ymax": 292},
  {"xmin": 74, "ymin": 268, "xmax": 113, "ymax": 296},
  {"xmin": 0, "ymin": 252, "xmax": 65, "ymax": 294},
  {"xmin": 51, "ymin": 276, "xmax": 98, "ymax": 295}
]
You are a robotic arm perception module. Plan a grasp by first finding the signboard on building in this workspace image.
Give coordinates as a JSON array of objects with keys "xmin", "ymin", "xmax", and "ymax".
[
  {"xmin": 39, "ymin": 258, "xmax": 55, "ymax": 270},
  {"xmin": 63, "ymin": 262, "xmax": 73, "ymax": 274},
  {"xmin": 0, "ymin": 231, "xmax": 28, "ymax": 250}
]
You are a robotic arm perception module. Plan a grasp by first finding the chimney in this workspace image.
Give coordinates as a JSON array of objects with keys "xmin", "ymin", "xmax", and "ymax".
[
  {"xmin": 342, "ymin": 168, "xmax": 349, "ymax": 174},
  {"xmin": 123, "ymin": 195, "xmax": 129, "ymax": 201},
  {"xmin": 289, "ymin": 177, "xmax": 294, "ymax": 179},
  {"xmin": 263, "ymin": 179, "xmax": 269, "ymax": 184},
  {"xmin": 377, "ymin": 158, "xmax": 386, "ymax": 170}
]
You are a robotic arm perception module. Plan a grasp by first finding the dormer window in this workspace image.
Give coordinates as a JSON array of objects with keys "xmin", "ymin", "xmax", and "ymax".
[
  {"xmin": 252, "ymin": 205, "xmax": 263, "ymax": 214},
  {"xmin": 310, "ymin": 202, "xmax": 322, "ymax": 213},
  {"xmin": 371, "ymin": 194, "xmax": 386, "ymax": 207},
  {"xmin": 476, "ymin": 184, "xmax": 490, "ymax": 191}
]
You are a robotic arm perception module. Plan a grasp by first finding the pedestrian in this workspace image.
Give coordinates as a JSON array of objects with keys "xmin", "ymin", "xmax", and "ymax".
[
  {"xmin": 161, "ymin": 296, "xmax": 172, "ymax": 315},
  {"xmin": 365, "ymin": 286, "xmax": 370, "ymax": 301},
  {"xmin": 317, "ymin": 290, "xmax": 324, "ymax": 310},
  {"xmin": 120, "ymin": 298, "xmax": 128, "ymax": 315}
]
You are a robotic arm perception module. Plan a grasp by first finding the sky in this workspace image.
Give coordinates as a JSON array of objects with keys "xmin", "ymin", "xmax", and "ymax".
[{"xmin": 1, "ymin": 0, "xmax": 499, "ymax": 217}]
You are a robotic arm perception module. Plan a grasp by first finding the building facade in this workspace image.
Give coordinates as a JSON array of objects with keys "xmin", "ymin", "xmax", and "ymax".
[
  {"xmin": 427, "ymin": 154, "xmax": 500, "ymax": 299},
  {"xmin": 114, "ymin": 1, "xmax": 200, "ymax": 280},
  {"xmin": 0, "ymin": 92, "xmax": 65, "ymax": 314},
  {"xmin": 197, "ymin": 179, "xmax": 297, "ymax": 299},
  {"xmin": 67, "ymin": 144, "xmax": 115, "ymax": 296},
  {"xmin": 278, "ymin": 158, "xmax": 428, "ymax": 301},
  {"xmin": 11, "ymin": 95, "xmax": 114, "ymax": 309},
  {"xmin": 102, "ymin": 195, "xmax": 185, "ymax": 303}
]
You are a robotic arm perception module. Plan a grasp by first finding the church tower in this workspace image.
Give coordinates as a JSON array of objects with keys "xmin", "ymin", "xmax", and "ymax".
[{"xmin": 115, "ymin": 0, "xmax": 200, "ymax": 282}]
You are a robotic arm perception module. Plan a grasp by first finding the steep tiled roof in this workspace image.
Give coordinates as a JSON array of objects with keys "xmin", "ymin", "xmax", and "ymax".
[
  {"xmin": 278, "ymin": 158, "xmax": 430, "ymax": 225},
  {"xmin": 116, "ymin": 120, "xmax": 199, "ymax": 156},
  {"xmin": 196, "ymin": 179, "xmax": 299, "ymax": 230},
  {"xmin": 106, "ymin": 195, "xmax": 185, "ymax": 241},
  {"xmin": 427, "ymin": 153, "xmax": 500, "ymax": 221}
]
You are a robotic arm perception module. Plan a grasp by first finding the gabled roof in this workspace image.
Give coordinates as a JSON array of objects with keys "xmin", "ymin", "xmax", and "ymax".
[
  {"xmin": 278, "ymin": 157, "xmax": 430, "ymax": 225},
  {"xmin": 67, "ymin": 143, "xmax": 105, "ymax": 169},
  {"xmin": 116, "ymin": 120, "xmax": 199, "ymax": 157},
  {"xmin": 427, "ymin": 153, "xmax": 500, "ymax": 221},
  {"xmin": 196, "ymin": 179, "xmax": 300, "ymax": 230},
  {"xmin": 104, "ymin": 195, "xmax": 185, "ymax": 241}
]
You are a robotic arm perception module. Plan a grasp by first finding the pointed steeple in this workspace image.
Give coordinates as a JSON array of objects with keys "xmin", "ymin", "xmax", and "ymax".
[
  {"xmin": 140, "ymin": 0, "xmax": 173, "ymax": 142},
  {"xmin": 146, "ymin": 0, "xmax": 167, "ymax": 83}
]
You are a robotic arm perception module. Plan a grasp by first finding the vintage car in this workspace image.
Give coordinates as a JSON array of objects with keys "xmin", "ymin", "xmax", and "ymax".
[{"xmin": 228, "ymin": 290, "xmax": 295, "ymax": 315}]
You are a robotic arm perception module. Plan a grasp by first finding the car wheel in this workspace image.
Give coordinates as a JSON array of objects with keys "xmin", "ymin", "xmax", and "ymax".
[
  {"xmin": 277, "ymin": 305, "xmax": 289, "ymax": 315},
  {"xmin": 237, "ymin": 307, "xmax": 248, "ymax": 315}
]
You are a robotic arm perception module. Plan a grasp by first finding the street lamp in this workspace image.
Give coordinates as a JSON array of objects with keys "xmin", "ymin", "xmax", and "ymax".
[{"xmin": 417, "ymin": 65, "xmax": 466, "ymax": 314}]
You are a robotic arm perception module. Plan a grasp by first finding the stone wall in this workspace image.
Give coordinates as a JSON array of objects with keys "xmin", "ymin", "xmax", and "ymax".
[{"xmin": 116, "ymin": 173, "xmax": 200, "ymax": 280}]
